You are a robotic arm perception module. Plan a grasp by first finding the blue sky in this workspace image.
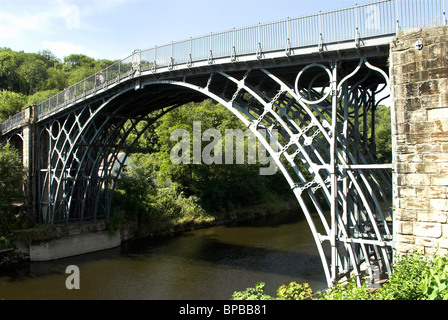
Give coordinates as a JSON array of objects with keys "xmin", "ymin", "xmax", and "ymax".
[{"xmin": 0, "ymin": 0, "xmax": 374, "ymax": 61}]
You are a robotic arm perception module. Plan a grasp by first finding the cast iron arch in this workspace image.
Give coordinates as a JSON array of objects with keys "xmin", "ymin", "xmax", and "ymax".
[{"xmin": 38, "ymin": 58, "xmax": 393, "ymax": 287}]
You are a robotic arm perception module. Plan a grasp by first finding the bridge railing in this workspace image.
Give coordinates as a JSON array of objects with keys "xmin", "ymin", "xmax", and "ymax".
[
  {"xmin": 0, "ymin": 111, "xmax": 25, "ymax": 135},
  {"xmin": 1, "ymin": 0, "xmax": 446, "ymax": 134}
]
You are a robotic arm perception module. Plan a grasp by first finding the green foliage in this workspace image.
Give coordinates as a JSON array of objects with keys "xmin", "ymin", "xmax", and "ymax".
[
  {"xmin": 376, "ymin": 250, "xmax": 431, "ymax": 300},
  {"xmin": 276, "ymin": 282, "xmax": 313, "ymax": 300},
  {"xmin": 114, "ymin": 154, "xmax": 156, "ymax": 219},
  {"xmin": 0, "ymin": 90, "xmax": 27, "ymax": 122},
  {"xmin": 318, "ymin": 277, "xmax": 373, "ymax": 300},
  {"xmin": 421, "ymin": 255, "xmax": 448, "ymax": 300},
  {"xmin": 231, "ymin": 281, "xmax": 314, "ymax": 300},
  {"xmin": 319, "ymin": 251, "xmax": 448, "ymax": 300},
  {"xmin": 153, "ymin": 100, "xmax": 291, "ymax": 214},
  {"xmin": 0, "ymin": 143, "xmax": 24, "ymax": 236},
  {"xmin": 232, "ymin": 251, "xmax": 448, "ymax": 300},
  {"xmin": 231, "ymin": 282, "xmax": 274, "ymax": 300},
  {"xmin": 374, "ymin": 105, "xmax": 392, "ymax": 163},
  {"xmin": 0, "ymin": 48, "xmax": 116, "ymax": 122}
]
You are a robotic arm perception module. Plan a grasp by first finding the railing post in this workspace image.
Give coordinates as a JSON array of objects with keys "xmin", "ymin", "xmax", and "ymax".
[
  {"xmin": 231, "ymin": 28, "xmax": 236, "ymax": 61},
  {"xmin": 395, "ymin": 0, "xmax": 400, "ymax": 35},
  {"xmin": 152, "ymin": 45, "xmax": 157, "ymax": 73},
  {"xmin": 188, "ymin": 37, "xmax": 193, "ymax": 67},
  {"xmin": 355, "ymin": 3, "xmax": 360, "ymax": 48},
  {"xmin": 208, "ymin": 32, "xmax": 213, "ymax": 64},
  {"xmin": 286, "ymin": 17, "xmax": 291, "ymax": 55},
  {"xmin": 444, "ymin": 0, "xmax": 447, "ymax": 24},
  {"xmin": 318, "ymin": 11, "xmax": 323, "ymax": 51},
  {"xmin": 169, "ymin": 42, "xmax": 174, "ymax": 70},
  {"xmin": 257, "ymin": 23, "xmax": 262, "ymax": 59}
]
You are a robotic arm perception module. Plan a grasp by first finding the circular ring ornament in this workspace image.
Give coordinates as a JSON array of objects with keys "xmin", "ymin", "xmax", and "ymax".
[{"xmin": 294, "ymin": 63, "xmax": 333, "ymax": 105}]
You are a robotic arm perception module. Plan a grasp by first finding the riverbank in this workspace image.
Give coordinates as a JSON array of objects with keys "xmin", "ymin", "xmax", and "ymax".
[{"xmin": 0, "ymin": 198, "xmax": 298, "ymax": 269}]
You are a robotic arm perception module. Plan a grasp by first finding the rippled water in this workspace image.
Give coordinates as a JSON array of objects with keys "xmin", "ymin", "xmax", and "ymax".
[{"xmin": 0, "ymin": 210, "xmax": 327, "ymax": 300}]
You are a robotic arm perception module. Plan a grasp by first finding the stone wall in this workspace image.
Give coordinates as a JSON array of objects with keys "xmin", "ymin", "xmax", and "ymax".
[{"xmin": 391, "ymin": 25, "xmax": 448, "ymax": 255}]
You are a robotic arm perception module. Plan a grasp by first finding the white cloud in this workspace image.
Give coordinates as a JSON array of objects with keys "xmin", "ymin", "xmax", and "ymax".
[
  {"xmin": 0, "ymin": 8, "xmax": 51, "ymax": 40},
  {"xmin": 42, "ymin": 41, "xmax": 99, "ymax": 60},
  {"xmin": 0, "ymin": 0, "xmax": 74, "ymax": 41}
]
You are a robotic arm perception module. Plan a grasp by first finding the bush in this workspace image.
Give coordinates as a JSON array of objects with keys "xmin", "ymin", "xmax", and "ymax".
[
  {"xmin": 276, "ymin": 282, "xmax": 313, "ymax": 300},
  {"xmin": 231, "ymin": 281, "xmax": 314, "ymax": 300},
  {"xmin": 320, "ymin": 251, "xmax": 448, "ymax": 300},
  {"xmin": 376, "ymin": 250, "xmax": 432, "ymax": 300},
  {"xmin": 0, "ymin": 143, "xmax": 24, "ymax": 236},
  {"xmin": 231, "ymin": 251, "xmax": 448, "ymax": 300},
  {"xmin": 231, "ymin": 282, "xmax": 274, "ymax": 300},
  {"xmin": 421, "ymin": 255, "xmax": 448, "ymax": 300}
]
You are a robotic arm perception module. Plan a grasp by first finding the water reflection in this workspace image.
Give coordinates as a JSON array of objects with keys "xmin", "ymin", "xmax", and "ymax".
[{"xmin": 0, "ymin": 209, "xmax": 327, "ymax": 300}]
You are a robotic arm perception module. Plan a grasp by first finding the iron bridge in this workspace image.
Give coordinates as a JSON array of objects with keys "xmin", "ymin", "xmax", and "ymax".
[{"xmin": 1, "ymin": 0, "xmax": 447, "ymax": 287}]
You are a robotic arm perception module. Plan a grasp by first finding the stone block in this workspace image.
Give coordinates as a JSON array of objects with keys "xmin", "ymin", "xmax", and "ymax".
[
  {"xmin": 417, "ymin": 209, "xmax": 447, "ymax": 223},
  {"xmin": 396, "ymin": 153, "xmax": 423, "ymax": 164},
  {"xmin": 424, "ymin": 154, "xmax": 448, "ymax": 163},
  {"xmin": 416, "ymin": 143, "xmax": 441, "ymax": 154},
  {"xmin": 442, "ymin": 143, "xmax": 448, "ymax": 153},
  {"xmin": 414, "ymin": 222, "xmax": 442, "ymax": 238},
  {"xmin": 439, "ymin": 162, "xmax": 448, "ymax": 173},
  {"xmin": 429, "ymin": 199, "xmax": 448, "ymax": 212},
  {"xmin": 416, "ymin": 186, "xmax": 448, "ymax": 198},
  {"xmin": 414, "ymin": 163, "xmax": 440, "ymax": 173},
  {"xmin": 410, "ymin": 121, "xmax": 434, "ymax": 134},
  {"xmin": 428, "ymin": 108, "xmax": 448, "ymax": 120},
  {"xmin": 397, "ymin": 220, "xmax": 414, "ymax": 235},
  {"xmin": 402, "ymin": 62, "xmax": 417, "ymax": 74},
  {"xmin": 419, "ymin": 80, "xmax": 440, "ymax": 96},
  {"xmin": 433, "ymin": 119, "xmax": 448, "ymax": 133},
  {"xmin": 429, "ymin": 67, "xmax": 448, "ymax": 79},
  {"xmin": 409, "ymin": 109, "xmax": 428, "ymax": 122},
  {"xmin": 398, "ymin": 186, "xmax": 416, "ymax": 197},
  {"xmin": 437, "ymin": 239, "xmax": 448, "ymax": 250},
  {"xmin": 399, "ymin": 197, "xmax": 430, "ymax": 210},
  {"xmin": 431, "ymin": 174, "xmax": 448, "ymax": 186},
  {"xmin": 416, "ymin": 237, "xmax": 437, "ymax": 248},
  {"xmin": 430, "ymin": 131, "xmax": 448, "ymax": 143},
  {"xmin": 405, "ymin": 173, "xmax": 431, "ymax": 186},
  {"xmin": 394, "ymin": 233, "xmax": 416, "ymax": 245},
  {"xmin": 443, "ymin": 224, "xmax": 448, "ymax": 237}
]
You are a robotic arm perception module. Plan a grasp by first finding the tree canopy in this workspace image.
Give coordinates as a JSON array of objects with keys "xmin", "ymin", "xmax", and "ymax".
[{"xmin": 0, "ymin": 48, "xmax": 116, "ymax": 122}]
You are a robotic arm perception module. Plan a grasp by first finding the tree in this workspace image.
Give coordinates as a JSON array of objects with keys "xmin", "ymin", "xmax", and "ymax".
[
  {"xmin": 64, "ymin": 54, "xmax": 97, "ymax": 70},
  {"xmin": 17, "ymin": 55, "xmax": 48, "ymax": 95},
  {"xmin": 153, "ymin": 100, "xmax": 290, "ymax": 212},
  {"xmin": 0, "ymin": 143, "xmax": 24, "ymax": 235},
  {"xmin": 0, "ymin": 50, "xmax": 24, "ymax": 93},
  {"xmin": 0, "ymin": 90, "xmax": 27, "ymax": 122}
]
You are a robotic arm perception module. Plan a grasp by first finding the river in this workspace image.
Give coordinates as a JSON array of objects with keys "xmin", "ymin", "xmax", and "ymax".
[{"xmin": 0, "ymin": 209, "xmax": 327, "ymax": 300}]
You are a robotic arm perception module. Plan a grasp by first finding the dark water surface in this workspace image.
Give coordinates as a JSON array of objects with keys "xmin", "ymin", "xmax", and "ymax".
[{"xmin": 0, "ymin": 210, "xmax": 327, "ymax": 300}]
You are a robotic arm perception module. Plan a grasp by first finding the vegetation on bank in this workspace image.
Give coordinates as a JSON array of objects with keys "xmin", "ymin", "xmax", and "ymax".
[
  {"xmin": 231, "ymin": 251, "xmax": 448, "ymax": 300},
  {"xmin": 0, "ymin": 143, "xmax": 24, "ymax": 249}
]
